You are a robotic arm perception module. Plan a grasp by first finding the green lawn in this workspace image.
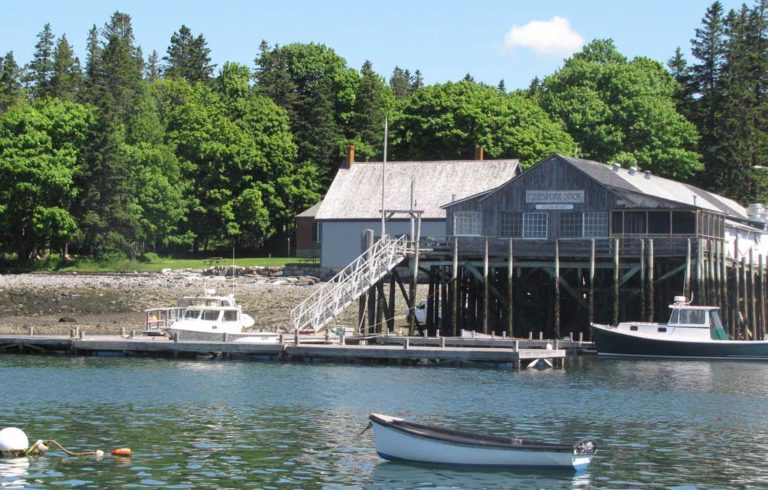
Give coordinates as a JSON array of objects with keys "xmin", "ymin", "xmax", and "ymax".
[{"xmin": 51, "ymin": 256, "xmax": 313, "ymax": 273}]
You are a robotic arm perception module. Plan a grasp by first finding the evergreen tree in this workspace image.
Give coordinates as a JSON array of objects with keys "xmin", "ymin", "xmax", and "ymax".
[
  {"xmin": 145, "ymin": 49, "xmax": 160, "ymax": 81},
  {"xmin": 28, "ymin": 23, "xmax": 55, "ymax": 98},
  {"xmin": 50, "ymin": 35, "xmax": 82, "ymax": 100},
  {"xmin": 254, "ymin": 42, "xmax": 357, "ymax": 184},
  {"xmin": 0, "ymin": 52, "xmax": 23, "ymax": 112},
  {"xmin": 82, "ymin": 24, "xmax": 102, "ymax": 103},
  {"xmin": 389, "ymin": 66, "xmax": 410, "ymax": 99},
  {"xmin": 349, "ymin": 60, "xmax": 390, "ymax": 160},
  {"xmin": 163, "ymin": 25, "xmax": 215, "ymax": 83},
  {"xmin": 667, "ymin": 46, "xmax": 694, "ymax": 117},
  {"xmin": 411, "ymin": 69, "xmax": 424, "ymax": 92},
  {"xmin": 497, "ymin": 79, "xmax": 506, "ymax": 93},
  {"xmin": 690, "ymin": 1, "xmax": 727, "ymax": 175}
]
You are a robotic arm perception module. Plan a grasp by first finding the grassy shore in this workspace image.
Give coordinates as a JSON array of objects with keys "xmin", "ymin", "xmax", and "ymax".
[{"xmin": 3, "ymin": 255, "xmax": 318, "ymax": 273}]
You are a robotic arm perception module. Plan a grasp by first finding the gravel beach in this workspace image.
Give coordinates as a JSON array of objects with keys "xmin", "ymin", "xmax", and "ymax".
[
  {"xmin": 0, "ymin": 271, "xmax": 321, "ymax": 335},
  {"xmin": 0, "ymin": 271, "xmax": 418, "ymax": 335}
]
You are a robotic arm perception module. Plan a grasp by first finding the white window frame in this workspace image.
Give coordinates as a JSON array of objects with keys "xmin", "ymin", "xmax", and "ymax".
[
  {"xmin": 454, "ymin": 212, "xmax": 482, "ymax": 236},
  {"xmin": 583, "ymin": 212, "xmax": 608, "ymax": 238},
  {"xmin": 523, "ymin": 212, "xmax": 548, "ymax": 239}
]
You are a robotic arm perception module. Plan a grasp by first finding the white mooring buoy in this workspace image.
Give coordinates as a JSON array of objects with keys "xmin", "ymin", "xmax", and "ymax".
[{"xmin": 0, "ymin": 427, "xmax": 29, "ymax": 455}]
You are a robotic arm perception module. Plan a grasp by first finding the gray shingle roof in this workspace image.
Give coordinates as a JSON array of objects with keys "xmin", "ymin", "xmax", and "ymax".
[
  {"xmin": 296, "ymin": 202, "xmax": 321, "ymax": 218},
  {"xmin": 315, "ymin": 159, "xmax": 520, "ymax": 220},
  {"xmin": 560, "ymin": 155, "xmax": 751, "ymax": 220}
]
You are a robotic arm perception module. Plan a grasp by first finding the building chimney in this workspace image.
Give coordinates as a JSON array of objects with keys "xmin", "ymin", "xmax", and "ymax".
[
  {"xmin": 475, "ymin": 146, "xmax": 484, "ymax": 161},
  {"xmin": 344, "ymin": 144, "xmax": 355, "ymax": 169}
]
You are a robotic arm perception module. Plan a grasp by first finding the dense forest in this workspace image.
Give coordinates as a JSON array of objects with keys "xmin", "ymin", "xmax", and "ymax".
[{"xmin": 0, "ymin": 1, "xmax": 766, "ymax": 263}]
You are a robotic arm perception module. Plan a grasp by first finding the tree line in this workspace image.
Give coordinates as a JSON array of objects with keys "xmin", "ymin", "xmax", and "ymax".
[{"xmin": 0, "ymin": 3, "xmax": 764, "ymax": 263}]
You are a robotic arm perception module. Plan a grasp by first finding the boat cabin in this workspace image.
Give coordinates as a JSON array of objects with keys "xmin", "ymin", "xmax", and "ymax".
[{"xmin": 617, "ymin": 297, "xmax": 730, "ymax": 341}]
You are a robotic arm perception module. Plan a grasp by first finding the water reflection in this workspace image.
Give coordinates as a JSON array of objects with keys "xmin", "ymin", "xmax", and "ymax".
[
  {"xmin": 0, "ymin": 457, "xmax": 29, "ymax": 488},
  {"xmin": 368, "ymin": 462, "xmax": 592, "ymax": 489}
]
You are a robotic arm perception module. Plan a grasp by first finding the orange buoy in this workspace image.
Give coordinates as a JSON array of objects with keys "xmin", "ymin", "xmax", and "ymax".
[{"xmin": 111, "ymin": 448, "xmax": 132, "ymax": 457}]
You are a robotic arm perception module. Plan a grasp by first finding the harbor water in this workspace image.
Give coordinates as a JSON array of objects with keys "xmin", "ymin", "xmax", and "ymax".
[{"xmin": 2, "ymin": 354, "xmax": 768, "ymax": 488}]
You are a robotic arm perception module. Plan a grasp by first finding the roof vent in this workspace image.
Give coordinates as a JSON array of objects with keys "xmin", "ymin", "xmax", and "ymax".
[
  {"xmin": 611, "ymin": 163, "xmax": 620, "ymax": 172},
  {"xmin": 644, "ymin": 170, "xmax": 651, "ymax": 179},
  {"xmin": 629, "ymin": 166, "xmax": 637, "ymax": 176}
]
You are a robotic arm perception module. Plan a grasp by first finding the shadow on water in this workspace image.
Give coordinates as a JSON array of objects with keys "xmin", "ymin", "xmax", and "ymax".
[{"xmin": 368, "ymin": 461, "xmax": 592, "ymax": 489}]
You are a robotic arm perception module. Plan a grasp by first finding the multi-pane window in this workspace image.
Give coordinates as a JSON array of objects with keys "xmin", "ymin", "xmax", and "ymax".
[
  {"xmin": 584, "ymin": 212, "xmax": 608, "ymax": 237},
  {"xmin": 523, "ymin": 213, "xmax": 547, "ymax": 239},
  {"xmin": 560, "ymin": 213, "xmax": 583, "ymax": 238},
  {"xmin": 499, "ymin": 212, "xmax": 522, "ymax": 237},
  {"xmin": 454, "ymin": 212, "xmax": 482, "ymax": 236}
]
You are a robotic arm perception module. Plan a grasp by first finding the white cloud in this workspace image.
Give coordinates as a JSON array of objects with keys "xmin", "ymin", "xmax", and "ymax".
[{"xmin": 502, "ymin": 16, "xmax": 583, "ymax": 56}]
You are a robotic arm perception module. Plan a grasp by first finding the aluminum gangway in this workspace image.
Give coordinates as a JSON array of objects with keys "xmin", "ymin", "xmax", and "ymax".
[{"xmin": 291, "ymin": 235, "xmax": 409, "ymax": 333}]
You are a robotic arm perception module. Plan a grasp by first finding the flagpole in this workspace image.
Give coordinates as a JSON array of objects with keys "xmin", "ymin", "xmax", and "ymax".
[{"xmin": 381, "ymin": 116, "xmax": 388, "ymax": 239}]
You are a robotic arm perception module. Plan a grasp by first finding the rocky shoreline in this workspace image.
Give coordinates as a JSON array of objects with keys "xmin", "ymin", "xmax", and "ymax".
[{"xmin": 0, "ymin": 269, "xmax": 417, "ymax": 335}]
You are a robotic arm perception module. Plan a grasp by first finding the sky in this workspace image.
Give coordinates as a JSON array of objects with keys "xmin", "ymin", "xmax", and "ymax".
[{"xmin": 0, "ymin": 0, "xmax": 748, "ymax": 90}]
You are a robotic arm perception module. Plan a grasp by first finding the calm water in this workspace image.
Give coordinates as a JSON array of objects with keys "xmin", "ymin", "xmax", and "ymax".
[{"xmin": 2, "ymin": 354, "xmax": 768, "ymax": 489}]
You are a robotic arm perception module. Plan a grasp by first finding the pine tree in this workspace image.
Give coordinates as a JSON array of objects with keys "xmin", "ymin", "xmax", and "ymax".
[
  {"xmin": 411, "ymin": 69, "xmax": 423, "ymax": 92},
  {"xmin": 163, "ymin": 25, "xmax": 215, "ymax": 83},
  {"xmin": 50, "ymin": 34, "xmax": 82, "ymax": 100},
  {"xmin": 28, "ymin": 23, "xmax": 55, "ymax": 98},
  {"xmin": 497, "ymin": 79, "xmax": 506, "ymax": 93},
  {"xmin": 690, "ymin": 1, "xmax": 726, "ymax": 173},
  {"xmin": 389, "ymin": 66, "xmax": 410, "ymax": 99},
  {"xmin": 145, "ymin": 49, "xmax": 160, "ymax": 81},
  {"xmin": 0, "ymin": 51, "xmax": 23, "ymax": 112},
  {"xmin": 82, "ymin": 24, "xmax": 102, "ymax": 104},
  {"xmin": 350, "ymin": 60, "xmax": 388, "ymax": 159},
  {"xmin": 667, "ymin": 47, "xmax": 694, "ymax": 118}
]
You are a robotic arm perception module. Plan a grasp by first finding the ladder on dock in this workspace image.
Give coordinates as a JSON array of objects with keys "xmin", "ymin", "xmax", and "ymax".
[{"xmin": 291, "ymin": 235, "xmax": 409, "ymax": 333}]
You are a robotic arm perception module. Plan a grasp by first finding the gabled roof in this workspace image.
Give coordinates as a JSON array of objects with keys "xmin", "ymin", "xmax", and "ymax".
[
  {"xmin": 559, "ymin": 154, "xmax": 751, "ymax": 219},
  {"xmin": 443, "ymin": 153, "xmax": 755, "ymax": 223},
  {"xmin": 296, "ymin": 202, "xmax": 321, "ymax": 218},
  {"xmin": 315, "ymin": 159, "xmax": 520, "ymax": 220}
]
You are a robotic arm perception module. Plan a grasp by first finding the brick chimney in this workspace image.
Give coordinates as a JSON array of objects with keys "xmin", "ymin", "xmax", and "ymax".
[
  {"xmin": 344, "ymin": 144, "xmax": 355, "ymax": 169},
  {"xmin": 474, "ymin": 146, "xmax": 484, "ymax": 160}
]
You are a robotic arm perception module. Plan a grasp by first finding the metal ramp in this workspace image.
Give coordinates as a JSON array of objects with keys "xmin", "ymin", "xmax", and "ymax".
[{"xmin": 291, "ymin": 235, "xmax": 409, "ymax": 333}]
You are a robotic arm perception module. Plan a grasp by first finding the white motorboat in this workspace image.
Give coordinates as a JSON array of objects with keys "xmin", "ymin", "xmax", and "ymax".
[
  {"xmin": 144, "ymin": 288, "xmax": 277, "ymax": 342},
  {"xmin": 367, "ymin": 413, "xmax": 596, "ymax": 469},
  {"xmin": 591, "ymin": 296, "xmax": 768, "ymax": 359}
]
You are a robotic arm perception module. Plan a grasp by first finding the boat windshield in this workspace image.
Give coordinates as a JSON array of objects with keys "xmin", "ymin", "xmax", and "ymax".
[
  {"xmin": 222, "ymin": 310, "xmax": 238, "ymax": 322},
  {"xmin": 183, "ymin": 310, "xmax": 201, "ymax": 319},
  {"xmin": 201, "ymin": 309, "xmax": 220, "ymax": 321},
  {"xmin": 669, "ymin": 308, "xmax": 706, "ymax": 325},
  {"xmin": 709, "ymin": 311, "xmax": 730, "ymax": 340}
]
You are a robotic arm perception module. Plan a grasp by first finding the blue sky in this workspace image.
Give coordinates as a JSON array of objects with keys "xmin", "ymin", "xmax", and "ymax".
[{"xmin": 0, "ymin": 0, "xmax": 746, "ymax": 89}]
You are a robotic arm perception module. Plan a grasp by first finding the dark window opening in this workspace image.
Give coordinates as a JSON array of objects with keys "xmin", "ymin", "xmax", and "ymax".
[
  {"xmin": 658, "ymin": 327, "xmax": 667, "ymax": 332},
  {"xmin": 672, "ymin": 211, "xmax": 696, "ymax": 234},
  {"xmin": 648, "ymin": 211, "xmax": 671, "ymax": 234},
  {"xmin": 624, "ymin": 212, "xmax": 647, "ymax": 234},
  {"xmin": 611, "ymin": 212, "xmax": 623, "ymax": 234}
]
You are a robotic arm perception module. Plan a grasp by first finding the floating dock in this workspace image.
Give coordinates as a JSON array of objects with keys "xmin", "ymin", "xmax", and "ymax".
[{"xmin": 0, "ymin": 334, "xmax": 577, "ymax": 369}]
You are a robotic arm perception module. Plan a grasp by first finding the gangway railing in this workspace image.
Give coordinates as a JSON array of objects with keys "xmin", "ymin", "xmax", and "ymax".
[{"xmin": 290, "ymin": 235, "xmax": 409, "ymax": 333}]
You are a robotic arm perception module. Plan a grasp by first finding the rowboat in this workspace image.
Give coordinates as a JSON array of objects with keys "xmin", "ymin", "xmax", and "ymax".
[
  {"xmin": 368, "ymin": 413, "xmax": 596, "ymax": 469},
  {"xmin": 591, "ymin": 296, "xmax": 768, "ymax": 359}
]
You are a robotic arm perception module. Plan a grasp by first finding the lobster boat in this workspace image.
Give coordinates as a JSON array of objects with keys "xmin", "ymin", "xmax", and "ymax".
[
  {"xmin": 591, "ymin": 296, "xmax": 768, "ymax": 359},
  {"xmin": 368, "ymin": 413, "xmax": 596, "ymax": 469}
]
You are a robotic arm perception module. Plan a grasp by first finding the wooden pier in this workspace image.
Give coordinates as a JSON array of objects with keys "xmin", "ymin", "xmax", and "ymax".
[{"xmin": 0, "ymin": 334, "xmax": 569, "ymax": 369}]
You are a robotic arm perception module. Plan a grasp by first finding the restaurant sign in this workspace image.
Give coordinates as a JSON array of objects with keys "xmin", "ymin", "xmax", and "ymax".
[{"xmin": 526, "ymin": 190, "xmax": 584, "ymax": 204}]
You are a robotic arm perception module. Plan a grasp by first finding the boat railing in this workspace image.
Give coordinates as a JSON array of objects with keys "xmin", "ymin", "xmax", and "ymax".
[{"xmin": 145, "ymin": 307, "xmax": 186, "ymax": 331}]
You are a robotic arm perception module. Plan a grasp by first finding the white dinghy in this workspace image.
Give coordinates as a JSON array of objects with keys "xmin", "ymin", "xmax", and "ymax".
[{"xmin": 368, "ymin": 413, "xmax": 596, "ymax": 469}]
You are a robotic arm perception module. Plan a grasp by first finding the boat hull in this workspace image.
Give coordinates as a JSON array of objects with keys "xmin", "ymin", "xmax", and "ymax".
[
  {"xmin": 165, "ymin": 327, "xmax": 281, "ymax": 343},
  {"xmin": 370, "ymin": 415, "xmax": 592, "ymax": 468},
  {"xmin": 591, "ymin": 324, "xmax": 768, "ymax": 360}
]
